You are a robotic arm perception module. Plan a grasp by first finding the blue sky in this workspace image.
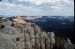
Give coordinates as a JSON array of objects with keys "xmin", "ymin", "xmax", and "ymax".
[{"xmin": 0, "ymin": 0, "xmax": 74, "ymax": 16}]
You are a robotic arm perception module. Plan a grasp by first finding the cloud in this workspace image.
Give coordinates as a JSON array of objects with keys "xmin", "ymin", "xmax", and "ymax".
[
  {"xmin": 18, "ymin": 0, "xmax": 60, "ymax": 4},
  {"xmin": 0, "ymin": 0, "xmax": 74, "ymax": 16},
  {"xmin": 0, "ymin": 2, "xmax": 16, "ymax": 8},
  {"xmin": 16, "ymin": 0, "xmax": 74, "ymax": 6},
  {"xmin": 0, "ymin": 2, "xmax": 42, "ymax": 16}
]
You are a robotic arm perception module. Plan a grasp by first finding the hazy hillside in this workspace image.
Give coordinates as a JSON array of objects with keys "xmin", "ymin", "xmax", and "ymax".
[{"xmin": 25, "ymin": 16, "xmax": 74, "ymax": 43}]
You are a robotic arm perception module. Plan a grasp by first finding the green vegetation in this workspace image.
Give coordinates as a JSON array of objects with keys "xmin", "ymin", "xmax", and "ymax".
[
  {"xmin": 0, "ymin": 17, "xmax": 5, "ymax": 29},
  {"xmin": 0, "ymin": 17, "xmax": 3, "ymax": 23}
]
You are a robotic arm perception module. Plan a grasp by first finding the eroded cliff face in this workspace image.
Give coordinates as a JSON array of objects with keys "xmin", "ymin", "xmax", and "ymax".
[{"xmin": 0, "ymin": 22, "xmax": 55, "ymax": 49}]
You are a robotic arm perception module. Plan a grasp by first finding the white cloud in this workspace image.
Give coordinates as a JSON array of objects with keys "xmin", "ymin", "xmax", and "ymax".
[
  {"xmin": 18, "ymin": 0, "xmax": 27, "ymax": 2},
  {"xmin": 25, "ymin": 0, "xmax": 61, "ymax": 5},
  {"xmin": 0, "ymin": 0, "xmax": 74, "ymax": 16},
  {"xmin": 0, "ymin": 2, "xmax": 16, "ymax": 8},
  {"xmin": 0, "ymin": 2, "xmax": 41, "ymax": 14},
  {"xmin": 51, "ymin": 6, "xmax": 63, "ymax": 10},
  {"xmin": 17, "ymin": 0, "xmax": 74, "ymax": 6}
]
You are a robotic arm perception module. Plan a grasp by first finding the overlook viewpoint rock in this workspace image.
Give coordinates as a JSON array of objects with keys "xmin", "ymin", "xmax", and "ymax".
[{"xmin": 0, "ymin": 21, "xmax": 55, "ymax": 49}]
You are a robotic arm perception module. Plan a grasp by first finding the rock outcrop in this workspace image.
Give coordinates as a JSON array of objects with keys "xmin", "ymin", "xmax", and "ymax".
[{"xmin": 0, "ymin": 21, "xmax": 55, "ymax": 49}]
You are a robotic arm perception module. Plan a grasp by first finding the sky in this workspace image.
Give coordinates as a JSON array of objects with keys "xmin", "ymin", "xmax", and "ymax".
[{"xmin": 0, "ymin": 0, "xmax": 74, "ymax": 16}]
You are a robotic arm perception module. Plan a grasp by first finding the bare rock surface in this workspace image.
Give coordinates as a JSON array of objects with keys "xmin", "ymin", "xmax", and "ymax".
[{"xmin": 0, "ymin": 21, "xmax": 55, "ymax": 49}]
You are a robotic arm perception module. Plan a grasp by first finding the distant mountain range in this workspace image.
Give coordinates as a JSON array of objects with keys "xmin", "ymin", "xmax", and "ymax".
[{"xmin": 24, "ymin": 16, "xmax": 74, "ymax": 43}]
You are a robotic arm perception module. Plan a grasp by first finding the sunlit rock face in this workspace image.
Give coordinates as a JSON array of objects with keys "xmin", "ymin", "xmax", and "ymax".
[
  {"xmin": 0, "ymin": 21, "xmax": 55, "ymax": 49},
  {"xmin": 13, "ymin": 16, "xmax": 27, "ymax": 25}
]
